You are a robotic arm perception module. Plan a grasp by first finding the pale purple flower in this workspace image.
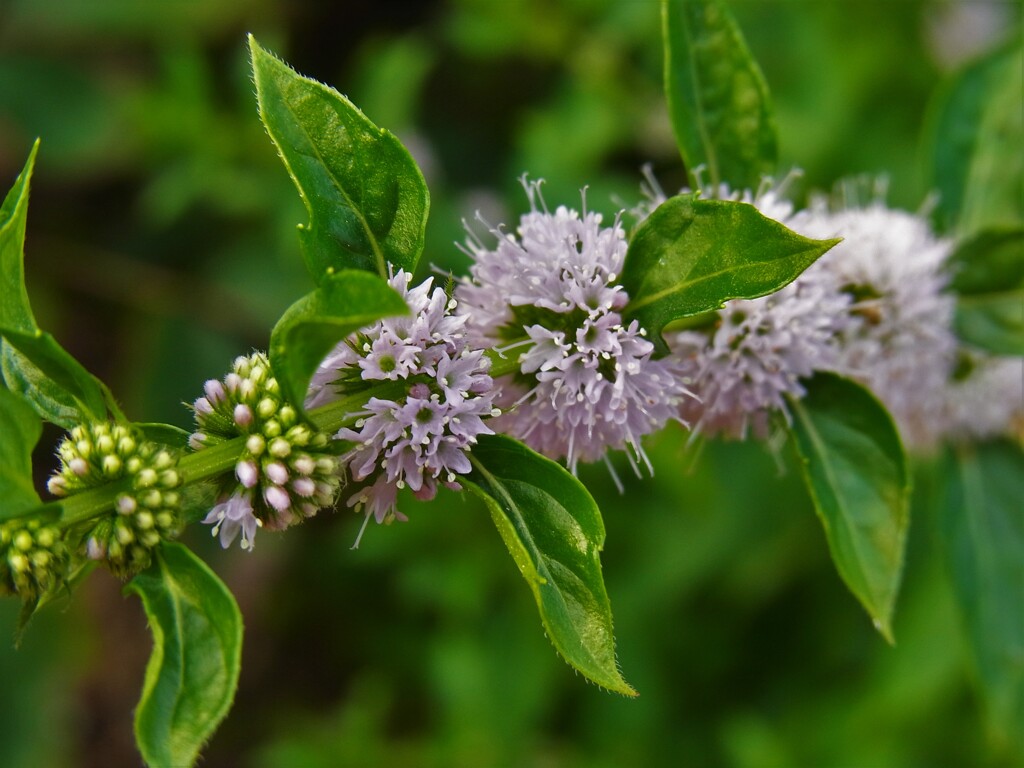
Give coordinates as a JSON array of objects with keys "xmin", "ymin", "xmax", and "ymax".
[
  {"xmin": 307, "ymin": 270, "xmax": 498, "ymax": 543},
  {"xmin": 203, "ymin": 492, "xmax": 261, "ymax": 551},
  {"xmin": 456, "ymin": 178, "xmax": 691, "ymax": 481}
]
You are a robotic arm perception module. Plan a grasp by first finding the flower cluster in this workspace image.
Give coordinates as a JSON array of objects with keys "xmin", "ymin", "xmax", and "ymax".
[
  {"xmin": 1, "ymin": 518, "xmax": 67, "ymax": 601},
  {"xmin": 456, "ymin": 179, "xmax": 690, "ymax": 480},
  {"xmin": 307, "ymin": 270, "xmax": 498, "ymax": 541},
  {"xmin": 192, "ymin": 352, "xmax": 342, "ymax": 550},
  {"xmin": 48, "ymin": 422, "xmax": 182, "ymax": 578}
]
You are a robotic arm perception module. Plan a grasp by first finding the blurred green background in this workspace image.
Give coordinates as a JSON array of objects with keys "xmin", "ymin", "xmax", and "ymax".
[{"xmin": 1, "ymin": 1, "xmax": 1020, "ymax": 766}]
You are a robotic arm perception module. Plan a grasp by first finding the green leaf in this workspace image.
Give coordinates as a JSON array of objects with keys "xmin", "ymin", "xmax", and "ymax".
[
  {"xmin": 936, "ymin": 441, "xmax": 1024, "ymax": 754},
  {"xmin": 662, "ymin": 0, "xmax": 777, "ymax": 190},
  {"xmin": 269, "ymin": 269, "xmax": 408, "ymax": 418},
  {"xmin": 0, "ymin": 140, "xmax": 39, "ymax": 333},
  {"xmin": 0, "ymin": 326, "xmax": 116, "ymax": 424},
  {"xmin": 464, "ymin": 434, "xmax": 636, "ymax": 696},
  {"xmin": 136, "ymin": 422, "xmax": 192, "ymax": 450},
  {"xmin": 622, "ymin": 195, "xmax": 839, "ymax": 352},
  {"xmin": 927, "ymin": 42, "xmax": 1023, "ymax": 233},
  {"xmin": 249, "ymin": 35, "xmax": 430, "ymax": 281},
  {"xmin": 1, "ymin": 344, "xmax": 84, "ymax": 429},
  {"xmin": 0, "ymin": 385, "xmax": 43, "ymax": 519},
  {"xmin": 788, "ymin": 373, "xmax": 911, "ymax": 642},
  {"xmin": 125, "ymin": 542, "xmax": 243, "ymax": 768},
  {"xmin": 948, "ymin": 227, "xmax": 1024, "ymax": 355}
]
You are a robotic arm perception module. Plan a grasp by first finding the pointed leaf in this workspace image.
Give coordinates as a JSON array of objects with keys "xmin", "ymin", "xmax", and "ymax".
[
  {"xmin": 269, "ymin": 269, "xmax": 408, "ymax": 417},
  {"xmin": 788, "ymin": 373, "xmax": 911, "ymax": 642},
  {"xmin": 136, "ymin": 422, "xmax": 192, "ymax": 450},
  {"xmin": 250, "ymin": 35, "xmax": 430, "ymax": 280},
  {"xmin": 0, "ymin": 140, "xmax": 39, "ymax": 333},
  {"xmin": 936, "ymin": 441, "xmax": 1024, "ymax": 754},
  {"xmin": 622, "ymin": 195, "xmax": 839, "ymax": 352},
  {"xmin": 662, "ymin": 0, "xmax": 777, "ymax": 190},
  {"xmin": 0, "ymin": 385, "xmax": 43, "ymax": 519},
  {"xmin": 464, "ymin": 435, "xmax": 636, "ymax": 696},
  {"xmin": 125, "ymin": 542, "xmax": 243, "ymax": 768},
  {"xmin": 948, "ymin": 227, "xmax": 1024, "ymax": 355}
]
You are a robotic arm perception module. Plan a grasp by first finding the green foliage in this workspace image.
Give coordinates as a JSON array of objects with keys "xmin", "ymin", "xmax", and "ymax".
[
  {"xmin": 465, "ymin": 435, "xmax": 636, "ymax": 697},
  {"xmin": 948, "ymin": 227, "xmax": 1024, "ymax": 355},
  {"xmin": 661, "ymin": 0, "xmax": 777, "ymax": 190},
  {"xmin": 269, "ymin": 270, "xmax": 408, "ymax": 419},
  {"xmin": 788, "ymin": 374, "xmax": 910, "ymax": 641},
  {"xmin": 125, "ymin": 542, "xmax": 243, "ymax": 768},
  {"xmin": 936, "ymin": 441, "xmax": 1024, "ymax": 758},
  {"xmin": 250, "ymin": 36, "xmax": 430, "ymax": 282},
  {"xmin": 0, "ymin": 385, "xmax": 42, "ymax": 518},
  {"xmin": 622, "ymin": 194, "xmax": 838, "ymax": 352},
  {"xmin": 928, "ymin": 41, "xmax": 1024, "ymax": 234},
  {"xmin": 0, "ymin": 139, "xmax": 39, "ymax": 333}
]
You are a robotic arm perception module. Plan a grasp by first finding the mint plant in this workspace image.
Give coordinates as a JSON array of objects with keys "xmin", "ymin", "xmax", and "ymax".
[{"xmin": 1, "ymin": 1, "xmax": 1020, "ymax": 765}]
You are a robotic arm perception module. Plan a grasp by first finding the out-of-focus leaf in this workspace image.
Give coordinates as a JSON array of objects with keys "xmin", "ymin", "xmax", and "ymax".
[
  {"xmin": 936, "ymin": 441, "xmax": 1024, "ymax": 755},
  {"xmin": 622, "ymin": 194, "xmax": 838, "ymax": 352},
  {"xmin": 948, "ymin": 227, "xmax": 1024, "ymax": 355},
  {"xmin": 250, "ymin": 36, "xmax": 430, "ymax": 281},
  {"xmin": 0, "ymin": 385, "xmax": 43, "ymax": 519},
  {"xmin": 928, "ymin": 42, "xmax": 1023, "ymax": 233},
  {"xmin": 788, "ymin": 373, "xmax": 911, "ymax": 642},
  {"xmin": 464, "ymin": 435, "xmax": 636, "ymax": 697},
  {"xmin": 125, "ymin": 542, "xmax": 243, "ymax": 768},
  {"xmin": 662, "ymin": 0, "xmax": 777, "ymax": 190},
  {"xmin": 268, "ymin": 270, "xmax": 408, "ymax": 418}
]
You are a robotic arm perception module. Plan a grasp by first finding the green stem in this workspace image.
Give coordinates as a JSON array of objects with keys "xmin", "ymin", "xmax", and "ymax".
[{"xmin": 54, "ymin": 347, "xmax": 526, "ymax": 528}]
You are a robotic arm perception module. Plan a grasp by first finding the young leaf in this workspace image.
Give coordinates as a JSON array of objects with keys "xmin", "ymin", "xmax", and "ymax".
[
  {"xmin": 948, "ymin": 227, "xmax": 1024, "ymax": 355},
  {"xmin": 0, "ymin": 139, "xmax": 39, "ymax": 332},
  {"xmin": 250, "ymin": 35, "xmax": 430, "ymax": 281},
  {"xmin": 936, "ymin": 441, "xmax": 1024, "ymax": 753},
  {"xmin": 1, "ymin": 344, "xmax": 82, "ymax": 428},
  {"xmin": 125, "ymin": 542, "xmax": 243, "ymax": 768},
  {"xmin": 464, "ymin": 434, "xmax": 636, "ymax": 696},
  {"xmin": 269, "ymin": 269, "xmax": 408, "ymax": 417},
  {"xmin": 0, "ymin": 326, "xmax": 113, "ymax": 423},
  {"xmin": 927, "ymin": 41, "xmax": 1023, "ymax": 233},
  {"xmin": 136, "ymin": 422, "xmax": 192, "ymax": 450},
  {"xmin": 662, "ymin": 0, "xmax": 777, "ymax": 190},
  {"xmin": 787, "ymin": 373, "xmax": 910, "ymax": 642},
  {"xmin": 0, "ymin": 385, "xmax": 43, "ymax": 519},
  {"xmin": 622, "ymin": 195, "xmax": 839, "ymax": 352}
]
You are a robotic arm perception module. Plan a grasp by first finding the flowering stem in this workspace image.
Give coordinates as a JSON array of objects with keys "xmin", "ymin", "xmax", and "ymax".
[{"xmin": 53, "ymin": 347, "xmax": 525, "ymax": 529}]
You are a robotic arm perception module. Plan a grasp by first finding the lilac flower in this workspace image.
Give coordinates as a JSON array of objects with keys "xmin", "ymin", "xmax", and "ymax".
[
  {"xmin": 456, "ymin": 178, "xmax": 690, "ymax": 481},
  {"xmin": 203, "ymin": 492, "xmax": 261, "ymax": 551},
  {"xmin": 938, "ymin": 354, "xmax": 1024, "ymax": 444},
  {"xmin": 307, "ymin": 271, "xmax": 498, "ymax": 544}
]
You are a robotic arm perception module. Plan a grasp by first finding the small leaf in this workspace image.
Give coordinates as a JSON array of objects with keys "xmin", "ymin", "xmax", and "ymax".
[
  {"xmin": 662, "ymin": 0, "xmax": 777, "ymax": 190},
  {"xmin": 927, "ymin": 41, "xmax": 1023, "ymax": 233},
  {"xmin": 948, "ymin": 227, "xmax": 1024, "ymax": 355},
  {"xmin": 1, "ymin": 343, "xmax": 85, "ymax": 429},
  {"xmin": 125, "ymin": 542, "xmax": 243, "ymax": 768},
  {"xmin": 788, "ymin": 373, "xmax": 911, "ymax": 642},
  {"xmin": 464, "ymin": 435, "xmax": 636, "ymax": 696},
  {"xmin": 136, "ymin": 422, "xmax": 192, "ymax": 450},
  {"xmin": 269, "ymin": 269, "xmax": 408, "ymax": 417},
  {"xmin": 0, "ymin": 325, "xmax": 115, "ymax": 424},
  {"xmin": 0, "ymin": 139, "xmax": 39, "ymax": 333},
  {"xmin": 936, "ymin": 440, "xmax": 1024, "ymax": 754},
  {"xmin": 250, "ymin": 35, "xmax": 430, "ymax": 281},
  {"xmin": 0, "ymin": 385, "xmax": 43, "ymax": 519},
  {"xmin": 622, "ymin": 195, "xmax": 839, "ymax": 351}
]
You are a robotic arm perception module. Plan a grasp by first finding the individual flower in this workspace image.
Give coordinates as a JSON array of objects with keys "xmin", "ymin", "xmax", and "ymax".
[
  {"xmin": 307, "ymin": 271, "xmax": 498, "ymax": 544},
  {"xmin": 789, "ymin": 188, "xmax": 958, "ymax": 450},
  {"xmin": 48, "ymin": 421, "xmax": 182, "ymax": 578},
  {"xmin": 191, "ymin": 352, "xmax": 342, "ymax": 551},
  {"xmin": 455, "ymin": 178, "xmax": 691, "ymax": 483}
]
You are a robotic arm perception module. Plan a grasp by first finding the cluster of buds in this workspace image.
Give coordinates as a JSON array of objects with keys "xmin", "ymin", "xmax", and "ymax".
[
  {"xmin": 191, "ymin": 352, "xmax": 342, "ymax": 550},
  {"xmin": 48, "ymin": 422, "xmax": 183, "ymax": 578},
  {"xmin": 0, "ymin": 518, "xmax": 68, "ymax": 602}
]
